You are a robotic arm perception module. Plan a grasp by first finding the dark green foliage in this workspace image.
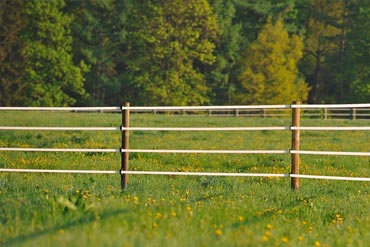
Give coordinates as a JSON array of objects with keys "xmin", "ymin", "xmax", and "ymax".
[
  {"xmin": 207, "ymin": 0, "xmax": 243, "ymax": 105},
  {"xmin": 337, "ymin": 0, "xmax": 370, "ymax": 103},
  {"xmin": 66, "ymin": 0, "xmax": 131, "ymax": 106},
  {"xmin": 0, "ymin": 0, "xmax": 27, "ymax": 106},
  {"xmin": 1, "ymin": 0, "xmax": 369, "ymax": 106}
]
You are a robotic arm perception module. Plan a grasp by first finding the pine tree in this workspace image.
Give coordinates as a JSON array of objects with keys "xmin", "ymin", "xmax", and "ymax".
[
  {"xmin": 208, "ymin": 0, "xmax": 243, "ymax": 105},
  {"xmin": 299, "ymin": 0, "xmax": 344, "ymax": 103},
  {"xmin": 238, "ymin": 18, "xmax": 309, "ymax": 104},
  {"xmin": 0, "ymin": 0, "xmax": 26, "ymax": 106},
  {"xmin": 66, "ymin": 0, "xmax": 130, "ymax": 106},
  {"xmin": 337, "ymin": 0, "xmax": 370, "ymax": 103},
  {"xmin": 233, "ymin": 0, "xmax": 297, "ymax": 42}
]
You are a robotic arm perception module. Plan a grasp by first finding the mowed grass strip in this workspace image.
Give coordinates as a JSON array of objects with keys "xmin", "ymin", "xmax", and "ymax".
[{"xmin": 0, "ymin": 111, "xmax": 369, "ymax": 246}]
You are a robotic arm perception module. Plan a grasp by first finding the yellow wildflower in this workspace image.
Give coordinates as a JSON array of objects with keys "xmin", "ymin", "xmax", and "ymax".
[
  {"xmin": 281, "ymin": 236, "xmax": 288, "ymax": 243},
  {"xmin": 215, "ymin": 229, "xmax": 222, "ymax": 236}
]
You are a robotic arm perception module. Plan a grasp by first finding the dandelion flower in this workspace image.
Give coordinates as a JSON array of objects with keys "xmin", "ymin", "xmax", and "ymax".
[
  {"xmin": 156, "ymin": 213, "xmax": 162, "ymax": 219},
  {"xmin": 281, "ymin": 236, "xmax": 288, "ymax": 243},
  {"xmin": 215, "ymin": 229, "xmax": 222, "ymax": 236},
  {"xmin": 264, "ymin": 231, "xmax": 271, "ymax": 237},
  {"xmin": 133, "ymin": 196, "xmax": 139, "ymax": 205}
]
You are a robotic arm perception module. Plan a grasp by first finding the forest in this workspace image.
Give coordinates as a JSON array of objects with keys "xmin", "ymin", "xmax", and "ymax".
[{"xmin": 1, "ymin": 0, "xmax": 369, "ymax": 106}]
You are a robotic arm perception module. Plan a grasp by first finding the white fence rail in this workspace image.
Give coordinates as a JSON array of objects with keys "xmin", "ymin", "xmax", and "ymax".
[
  {"xmin": 1, "ymin": 103, "xmax": 370, "ymax": 190},
  {"xmin": 114, "ymin": 104, "xmax": 370, "ymax": 119},
  {"xmin": 1, "ymin": 104, "xmax": 369, "ymax": 119}
]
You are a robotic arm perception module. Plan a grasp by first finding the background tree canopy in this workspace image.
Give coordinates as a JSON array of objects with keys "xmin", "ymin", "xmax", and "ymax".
[{"xmin": 1, "ymin": 0, "xmax": 369, "ymax": 106}]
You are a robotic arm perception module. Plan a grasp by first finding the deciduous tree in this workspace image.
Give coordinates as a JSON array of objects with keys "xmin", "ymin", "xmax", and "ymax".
[
  {"xmin": 22, "ymin": 0, "xmax": 87, "ymax": 106},
  {"xmin": 126, "ymin": 0, "xmax": 218, "ymax": 105},
  {"xmin": 238, "ymin": 18, "xmax": 309, "ymax": 104}
]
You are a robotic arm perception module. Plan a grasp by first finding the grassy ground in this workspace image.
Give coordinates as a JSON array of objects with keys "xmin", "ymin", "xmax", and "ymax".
[{"xmin": 0, "ymin": 112, "xmax": 369, "ymax": 246}]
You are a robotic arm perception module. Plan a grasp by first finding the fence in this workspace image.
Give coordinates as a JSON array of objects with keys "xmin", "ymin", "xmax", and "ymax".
[
  {"xmin": 147, "ymin": 106, "xmax": 370, "ymax": 120},
  {"xmin": 1, "ymin": 102, "xmax": 370, "ymax": 191}
]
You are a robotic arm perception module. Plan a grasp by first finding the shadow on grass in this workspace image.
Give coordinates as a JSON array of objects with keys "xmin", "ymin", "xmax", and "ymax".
[
  {"xmin": 231, "ymin": 193, "xmax": 319, "ymax": 229},
  {"xmin": 3, "ymin": 208, "xmax": 128, "ymax": 246}
]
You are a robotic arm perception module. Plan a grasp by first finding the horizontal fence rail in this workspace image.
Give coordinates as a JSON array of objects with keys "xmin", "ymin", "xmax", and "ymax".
[
  {"xmin": 121, "ymin": 149, "xmax": 289, "ymax": 154},
  {"xmin": 0, "ymin": 147, "xmax": 120, "ymax": 152},
  {"xmin": 0, "ymin": 168, "xmax": 120, "ymax": 174},
  {"xmin": 1, "ymin": 103, "xmax": 369, "ymax": 190},
  {"xmin": 1, "ymin": 126, "xmax": 369, "ymax": 131},
  {"xmin": 119, "ymin": 104, "xmax": 370, "ymax": 119},
  {"xmin": 291, "ymin": 150, "xmax": 370, "ymax": 156},
  {"xmin": 121, "ymin": 126, "xmax": 290, "ymax": 131},
  {"xmin": 1, "ymin": 104, "xmax": 370, "ymax": 119},
  {"xmin": 2, "ymin": 169, "xmax": 369, "ymax": 182},
  {"xmin": 0, "ymin": 126, "xmax": 120, "ymax": 131},
  {"xmin": 2, "ymin": 148, "xmax": 368, "ymax": 156},
  {"xmin": 0, "ymin": 106, "xmax": 121, "ymax": 112}
]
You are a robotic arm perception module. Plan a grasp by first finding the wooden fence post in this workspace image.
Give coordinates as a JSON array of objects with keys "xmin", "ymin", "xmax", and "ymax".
[
  {"xmin": 260, "ymin": 109, "xmax": 266, "ymax": 118},
  {"xmin": 291, "ymin": 101, "xmax": 301, "ymax": 191},
  {"xmin": 121, "ymin": 102, "xmax": 130, "ymax": 189},
  {"xmin": 351, "ymin": 108, "xmax": 356, "ymax": 120}
]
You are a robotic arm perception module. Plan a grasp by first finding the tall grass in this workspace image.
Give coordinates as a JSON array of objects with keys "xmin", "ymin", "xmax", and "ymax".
[{"xmin": 0, "ymin": 112, "xmax": 369, "ymax": 246}]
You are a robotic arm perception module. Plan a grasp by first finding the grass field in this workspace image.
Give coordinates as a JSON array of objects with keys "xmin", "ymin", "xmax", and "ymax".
[{"xmin": 0, "ymin": 111, "xmax": 369, "ymax": 246}]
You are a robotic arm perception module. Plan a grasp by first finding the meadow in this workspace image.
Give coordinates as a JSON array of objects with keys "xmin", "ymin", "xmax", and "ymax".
[{"xmin": 0, "ymin": 111, "xmax": 369, "ymax": 247}]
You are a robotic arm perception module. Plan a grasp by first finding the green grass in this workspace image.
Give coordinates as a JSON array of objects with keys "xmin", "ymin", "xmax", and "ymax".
[{"xmin": 0, "ymin": 112, "xmax": 369, "ymax": 246}]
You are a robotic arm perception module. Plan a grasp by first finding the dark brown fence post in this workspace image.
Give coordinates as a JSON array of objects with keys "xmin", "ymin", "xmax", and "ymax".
[
  {"xmin": 291, "ymin": 101, "xmax": 301, "ymax": 191},
  {"xmin": 121, "ymin": 102, "xmax": 130, "ymax": 189}
]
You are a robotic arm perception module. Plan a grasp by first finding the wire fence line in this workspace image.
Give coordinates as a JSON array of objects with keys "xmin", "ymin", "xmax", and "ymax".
[
  {"xmin": 1, "ymin": 126, "xmax": 370, "ymax": 132},
  {"xmin": 0, "ymin": 126, "xmax": 120, "ymax": 131},
  {"xmin": 2, "ymin": 103, "xmax": 370, "ymax": 110},
  {"xmin": 1, "ymin": 103, "xmax": 370, "ymax": 189},
  {"xmin": 0, "ymin": 168, "xmax": 119, "ymax": 174},
  {"xmin": 2, "ymin": 104, "xmax": 370, "ymax": 121},
  {"xmin": 0, "ymin": 147, "xmax": 120, "ymax": 152},
  {"xmin": 1, "ymin": 148, "xmax": 369, "ymax": 156},
  {"xmin": 1, "ymin": 169, "xmax": 370, "ymax": 182},
  {"xmin": 0, "ymin": 106, "xmax": 121, "ymax": 111},
  {"xmin": 1, "ymin": 104, "xmax": 370, "ymax": 119}
]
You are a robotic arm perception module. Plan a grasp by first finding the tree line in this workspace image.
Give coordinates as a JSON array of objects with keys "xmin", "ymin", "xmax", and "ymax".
[{"xmin": 1, "ymin": 0, "xmax": 369, "ymax": 106}]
